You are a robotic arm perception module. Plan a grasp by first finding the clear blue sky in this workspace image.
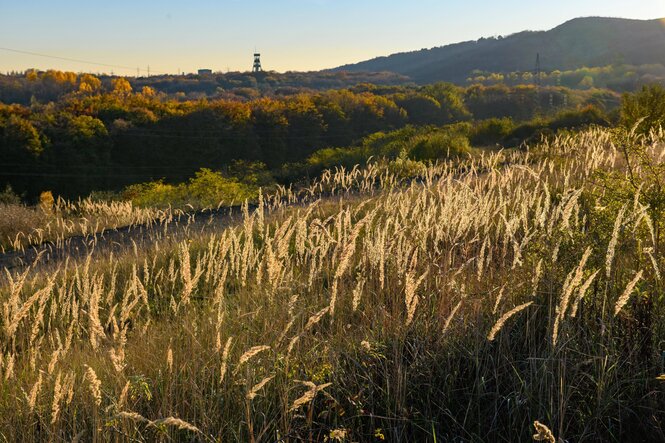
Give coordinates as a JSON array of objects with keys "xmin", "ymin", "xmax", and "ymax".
[{"xmin": 1, "ymin": 0, "xmax": 664, "ymax": 75}]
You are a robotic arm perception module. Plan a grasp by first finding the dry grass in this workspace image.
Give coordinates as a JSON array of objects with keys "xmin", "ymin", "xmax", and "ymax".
[
  {"xmin": 0, "ymin": 128, "xmax": 664, "ymax": 442},
  {"xmin": 0, "ymin": 198, "xmax": 173, "ymax": 252},
  {"xmin": 0, "ymin": 204, "xmax": 48, "ymax": 250}
]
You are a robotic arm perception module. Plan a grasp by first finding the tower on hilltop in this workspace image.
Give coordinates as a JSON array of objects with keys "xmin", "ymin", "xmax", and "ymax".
[{"xmin": 253, "ymin": 53, "xmax": 262, "ymax": 73}]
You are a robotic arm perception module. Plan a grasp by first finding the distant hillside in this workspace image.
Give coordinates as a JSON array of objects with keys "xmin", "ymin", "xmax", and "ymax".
[{"xmin": 333, "ymin": 17, "xmax": 665, "ymax": 84}]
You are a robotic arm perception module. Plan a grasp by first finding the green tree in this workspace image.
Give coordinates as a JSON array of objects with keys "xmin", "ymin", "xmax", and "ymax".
[
  {"xmin": 421, "ymin": 83, "xmax": 471, "ymax": 123},
  {"xmin": 3, "ymin": 114, "xmax": 43, "ymax": 155},
  {"xmin": 394, "ymin": 93, "xmax": 441, "ymax": 125},
  {"xmin": 621, "ymin": 84, "xmax": 665, "ymax": 135}
]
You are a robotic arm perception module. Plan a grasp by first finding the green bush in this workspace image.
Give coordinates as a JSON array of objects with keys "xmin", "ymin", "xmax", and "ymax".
[
  {"xmin": 549, "ymin": 105, "xmax": 608, "ymax": 131},
  {"xmin": 470, "ymin": 117, "xmax": 515, "ymax": 146},
  {"xmin": 621, "ymin": 84, "xmax": 665, "ymax": 135},
  {"xmin": 307, "ymin": 124, "xmax": 472, "ymax": 173},
  {"xmin": 409, "ymin": 130, "xmax": 471, "ymax": 160},
  {"xmin": 306, "ymin": 147, "xmax": 366, "ymax": 171},
  {"xmin": 123, "ymin": 168, "xmax": 266, "ymax": 209},
  {"xmin": 386, "ymin": 157, "xmax": 428, "ymax": 178}
]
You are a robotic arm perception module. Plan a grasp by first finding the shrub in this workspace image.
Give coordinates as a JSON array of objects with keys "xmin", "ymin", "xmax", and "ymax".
[
  {"xmin": 621, "ymin": 84, "xmax": 665, "ymax": 134},
  {"xmin": 548, "ymin": 105, "xmax": 608, "ymax": 131},
  {"xmin": 470, "ymin": 117, "xmax": 515, "ymax": 146},
  {"xmin": 307, "ymin": 124, "xmax": 472, "ymax": 173},
  {"xmin": 409, "ymin": 130, "xmax": 471, "ymax": 160},
  {"xmin": 307, "ymin": 147, "xmax": 366, "ymax": 171},
  {"xmin": 122, "ymin": 168, "xmax": 265, "ymax": 209},
  {"xmin": 0, "ymin": 184, "xmax": 22, "ymax": 205}
]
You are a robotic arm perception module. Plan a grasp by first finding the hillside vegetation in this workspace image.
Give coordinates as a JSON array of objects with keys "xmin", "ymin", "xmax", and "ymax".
[
  {"xmin": 0, "ymin": 70, "xmax": 620, "ymax": 201},
  {"xmin": 0, "ymin": 121, "xmax": 664, "ymax": 441},
  {"xmin": 335, "ymin": 17, "xmax": 665, "ymax": 85}
]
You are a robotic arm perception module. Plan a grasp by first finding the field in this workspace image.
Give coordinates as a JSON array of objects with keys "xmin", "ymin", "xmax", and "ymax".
[{"xmin": 0, "ymin": 127, "xmax": 664, "ymax": 442}]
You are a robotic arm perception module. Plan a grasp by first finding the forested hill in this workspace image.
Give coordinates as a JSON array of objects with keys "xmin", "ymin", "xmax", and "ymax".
[{"xmin": 333, "ymin": 17, "xmax": 665, "ymax": 83}]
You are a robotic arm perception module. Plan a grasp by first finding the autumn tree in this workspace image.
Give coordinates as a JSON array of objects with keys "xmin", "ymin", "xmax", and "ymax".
[
  {"xmin": 112, "ymin": 77, "xmax": 132, "ymax": 95},
  {"xmin": 141, "ymin": 86, "xmax": 156, "ymax": 97},
  {"xmin": 79, "ymin": 74, "xmax": 102, "ymax": 94}
]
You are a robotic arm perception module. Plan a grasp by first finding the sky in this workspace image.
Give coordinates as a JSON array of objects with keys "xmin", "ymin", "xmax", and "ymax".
[{"xmin": 1, "ymin": 0, "xmax": 665, "ymax": 75}]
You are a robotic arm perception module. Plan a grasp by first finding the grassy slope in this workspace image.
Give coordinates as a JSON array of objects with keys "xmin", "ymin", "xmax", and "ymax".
[{"xmin": 0, "ymin": 129, "xmax": 664, "ymax": 442}]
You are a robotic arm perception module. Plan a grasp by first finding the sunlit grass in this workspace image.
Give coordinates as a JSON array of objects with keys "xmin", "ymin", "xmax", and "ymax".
[{"xmin": 0, "ymin": 127, "xmax": 664, "ymax": 441}]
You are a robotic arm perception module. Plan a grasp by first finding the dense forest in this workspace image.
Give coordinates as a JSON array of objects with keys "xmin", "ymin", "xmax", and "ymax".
[{"xmin": 0, "ymin": 69, "xmax": 622, "ymax": 201}]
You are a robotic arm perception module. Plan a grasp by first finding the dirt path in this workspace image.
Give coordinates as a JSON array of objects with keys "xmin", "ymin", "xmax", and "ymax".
[
  {"xmin": 0, "ymin": 205, "xmax": 251, "ymax": 272},
  {"xmin": 0, "ymin": 182, "xmax": 419, "ymax": 274}
]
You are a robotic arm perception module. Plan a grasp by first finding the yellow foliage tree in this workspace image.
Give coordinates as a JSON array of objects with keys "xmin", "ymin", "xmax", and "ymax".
[
  {"xmin": 111, "ymin": 77, "xmax": 132, "ymax": 95},
  {"xmin": 78, "ymin": 82, "xmax": 93, "ymax": 93},
  {"xmin": 79, "ymin": 74, "xmax": 101, "ymax": 93},
  {"xmin": 25, "ymin": 69, "xmax": 38, "ymax": 81}
]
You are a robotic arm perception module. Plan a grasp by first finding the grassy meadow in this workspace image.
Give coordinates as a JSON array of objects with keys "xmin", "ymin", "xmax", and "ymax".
[{"xmin": 0, "ymin": 126, "xmax": 664, "ymax": 442}]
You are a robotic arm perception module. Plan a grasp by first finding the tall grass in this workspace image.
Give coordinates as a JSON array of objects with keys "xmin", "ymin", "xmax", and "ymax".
[
  {"xmin": 0, "ymin": 197, "xmax": 172, "ymax": 251},
  {"xmin": 0, "ymin": 127, "xmax": 664, "ymax": 441}
]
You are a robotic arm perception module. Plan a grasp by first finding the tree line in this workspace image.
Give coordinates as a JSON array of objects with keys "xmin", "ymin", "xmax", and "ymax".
[
  {"xmin": 466, "ymin": 63, "xmax": 665, "ymax": 92},
  {"xmin": 0, "ymin": 71, "xmax": 621, "ymax": 200}
]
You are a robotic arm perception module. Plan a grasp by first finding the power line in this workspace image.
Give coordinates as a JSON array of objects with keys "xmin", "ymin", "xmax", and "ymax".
[{"xmin": 0, "ymin": 46, "xmax": 169, "ymax": 76}]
